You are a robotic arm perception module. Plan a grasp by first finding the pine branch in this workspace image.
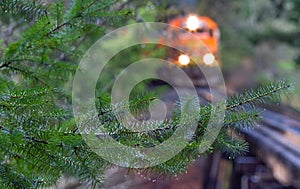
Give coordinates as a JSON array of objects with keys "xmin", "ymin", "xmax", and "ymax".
[
  {"xmin": 0, "ymin": 0, "xmax": 48, "ymax": 20},
  {"xmin": 0, "ymin": 163, "xmax": 32, "ymax": 189},
  {"xmin": 227, "ymin": 80, "xmax": 291, "ymax": 110},
  {"xmin": 99, "ymin": 81, "xmax": 292, "ymax": 176},
  {"xmin": 113, "ymin": 81, "xmax": 290, "ymax": 137},
  {"xmin": 0, "ymin": 0, "xmax": 294, "ymax": 187}
]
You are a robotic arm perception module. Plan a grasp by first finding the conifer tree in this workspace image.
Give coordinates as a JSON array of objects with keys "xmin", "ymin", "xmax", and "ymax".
[{"xmin": 0, "ymin": 0, "xmax": 292, "ymax": 188}]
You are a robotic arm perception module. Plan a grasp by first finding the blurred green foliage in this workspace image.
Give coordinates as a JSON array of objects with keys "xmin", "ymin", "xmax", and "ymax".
[{"xmin": 0, "ymin": 0, "xmax": 297, "ymax": 188}]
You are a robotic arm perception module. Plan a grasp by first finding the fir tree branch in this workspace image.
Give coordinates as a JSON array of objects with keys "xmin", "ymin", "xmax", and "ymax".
[
  {"xmin": 0, "ymin": 0, "xmax": 48, "ymax": 20},
  {"xmin": 226, "ymin": 81, "xmax": 291, "ymax": 110},
  {"xmin": 6, "ymin": 64, "xmax": 47, "ymax": 85},
  {"xmin": 102, "ymin": 81, "xmax": 291, "ymax": 154},
  {"xmin": 0, "ymin": 61, "xmax": 12, "ymax": 69},
  {"xmin": 45, "ymin": 22, "xmax": 70, "ymax": 36},
  {"xmin": 0, "ymin": 0, "xmax": 294, "ymax": 187},
  {"xmin": 24, "ymin": 136, "xmax": 49, "ymax": 144}
]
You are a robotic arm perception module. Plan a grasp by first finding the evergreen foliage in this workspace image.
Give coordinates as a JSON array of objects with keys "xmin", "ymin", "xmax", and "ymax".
[{"xmin": 0, "ymin": 0, "xmax": 293, "ymax": 188}]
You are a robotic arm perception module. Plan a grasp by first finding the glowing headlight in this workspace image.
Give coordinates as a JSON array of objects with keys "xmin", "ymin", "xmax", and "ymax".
[
  {"xmin": 178, "ymin": 54, "xmax": 190, "ymax": 65},
  {"xmin": 186, "ymin": 16, "xmax": 200, "ymax": 31},
  {"xmin": 203, "ymin": 53, "xmax": 215, "ymax": 65}
]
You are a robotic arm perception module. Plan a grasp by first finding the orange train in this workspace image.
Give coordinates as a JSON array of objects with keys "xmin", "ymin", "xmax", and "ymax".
[
  {"xmin": 165, "ymin": 15, "xmax": 220, "ymax": 67},
  {"xmin": 155, "ymin": 15, "xmax": 221, "ymax": 86}
]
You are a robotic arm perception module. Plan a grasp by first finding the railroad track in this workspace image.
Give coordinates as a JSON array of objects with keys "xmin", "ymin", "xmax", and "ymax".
[
  {"xmin": 100, "ymin": 85, "xmax": 300, "ymax": 189},
  {"xmin": 164, "ymin": 86, "xmax": 300, "ymax": 189},
  {"xmin": 239, "ymin": 110, "xmax": 300, "ymax": 188}
]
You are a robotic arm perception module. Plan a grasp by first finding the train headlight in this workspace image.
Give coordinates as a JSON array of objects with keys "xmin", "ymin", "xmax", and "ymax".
[
  {"xmin": 186, "ymin": 15, "xmax": 200, "ymax": 31},
  {"xmin": 178, "ymin": 54, "xmax": 190, "ymax": 65},
  {"xmin": 203, "ymin": 53, "xmax": 215, "ymax": 65}
]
